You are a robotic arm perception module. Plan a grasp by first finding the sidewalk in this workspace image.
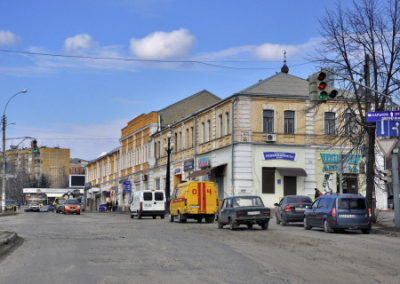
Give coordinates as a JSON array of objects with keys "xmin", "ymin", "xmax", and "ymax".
[{"xmin": 372, "ymin": 210, "xmax": 400, "ymax": 236}]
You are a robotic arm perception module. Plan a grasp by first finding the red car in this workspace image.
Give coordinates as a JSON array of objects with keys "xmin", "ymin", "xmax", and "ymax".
[{"xmin": 62, "ymin": 199, "xmax": 81, "ymax": 215}]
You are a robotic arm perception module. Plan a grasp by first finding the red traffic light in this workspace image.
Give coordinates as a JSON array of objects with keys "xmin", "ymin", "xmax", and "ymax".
[
  {"xmin": 317, "ymin": 72, "xmax": 326, "ymax": 81},
  {"xmin": 318, "ymin": 82, "xmax": 327, "ymax": 90}
]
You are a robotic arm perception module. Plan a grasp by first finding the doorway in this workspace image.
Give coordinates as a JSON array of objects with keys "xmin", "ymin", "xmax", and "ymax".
[{"xmin": 284, "ymin": 176, "xmax": 297, "ymax": 196}]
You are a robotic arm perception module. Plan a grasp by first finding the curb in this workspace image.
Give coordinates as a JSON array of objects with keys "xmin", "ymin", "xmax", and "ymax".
[
  {"xmin": 0, "ymin": 232, "xmax": 18, "ymax": 246},
  {"xmin": 0, "ymin": 212, "xmax": 20, "ymax": 217}
]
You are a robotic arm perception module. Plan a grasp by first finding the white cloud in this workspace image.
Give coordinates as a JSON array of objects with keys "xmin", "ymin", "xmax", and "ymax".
[
  {"xmin": 252, "ymin": 43, "xmax": 303, "ymax": 60},
  {"xmin": 129, "ymin": 28, "xmax": 195, "ymax": 60},
  {"xmin": 0, "ymin": 30, "xmax": 21, "ymax": 46},
  {"xmin": 64, "ymin": 33, "xmax": 97, "ymax": 52}
]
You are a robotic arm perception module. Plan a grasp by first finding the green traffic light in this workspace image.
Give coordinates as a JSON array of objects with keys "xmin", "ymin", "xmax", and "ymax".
[
  {"xmin": 329, "ymin": 90, "xmax": 338, "ymax": 99},
  {"xmin": 319, "ymin": 92, "xmax": 327, "ymax": 100}
]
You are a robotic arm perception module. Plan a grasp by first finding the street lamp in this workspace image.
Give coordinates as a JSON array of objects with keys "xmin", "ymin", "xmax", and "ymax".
[
  {"xmin": 1, "ymin": 89, "xmax": 27, "ymax": 214},
  {"xmin": 164, "ymin": 131, "xmax": 174, "ymax": 214}
]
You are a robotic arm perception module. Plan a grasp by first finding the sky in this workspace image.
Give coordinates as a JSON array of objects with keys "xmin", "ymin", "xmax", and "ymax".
[{"xmin": 0, "ymin": 0, "xmax": 346, "ymax": 161}]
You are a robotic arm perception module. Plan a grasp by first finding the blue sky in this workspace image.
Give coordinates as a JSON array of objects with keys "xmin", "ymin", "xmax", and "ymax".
[{"xmin": 0, "ymin": 0, "xmax": 344, "ymax": 160}]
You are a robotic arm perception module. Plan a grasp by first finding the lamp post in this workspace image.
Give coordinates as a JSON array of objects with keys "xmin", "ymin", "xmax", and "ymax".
[
  {"xmin": 164, "ymin": 131, "xmax": 174, "ymax": 214},
  {"xmin": 1, "ymin": 89, "xmax": 27, "ymax": 214}
]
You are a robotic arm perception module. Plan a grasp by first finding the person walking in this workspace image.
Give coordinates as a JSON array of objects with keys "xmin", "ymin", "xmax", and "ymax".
[{"xmin": 314, "ymin": 188, "xmax": 322, "ymax": 199}]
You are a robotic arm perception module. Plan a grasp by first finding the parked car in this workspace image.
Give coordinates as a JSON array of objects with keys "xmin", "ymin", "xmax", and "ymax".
[
  {"xmin": 169, "ymin": 181, "xmax": 218, "ymax": 223},
  {"xmin": 29, "ymin": 202, "xmax": 41, "ymax": 212},
  {"xmin": 62, "ymin": 199, "xmax": 81, "ymax": 215},
  {"xmin": 55, "ymin": 199, "xmax": 66, "ymax": 213},
  {"xmin": 5, "ymin": 200, "xmax": 17, "ymax": 211},
  {"xmin": 274, "ymin": 195, "xmax": 313, "ymax": 226},
  {"xmin": 217, "ymin": 196, "xmax": 271, "ymax": 230},
  {"xmin": 303, "ymin": 193, "xmax": 372, "ymax": 234},
  {"xmin": 129, "ymin": 190, "xmax": 166, "ymax": 219},
  {"xmin": 40, "ymin": 205, "xmax": 55, "ymax": 212}
]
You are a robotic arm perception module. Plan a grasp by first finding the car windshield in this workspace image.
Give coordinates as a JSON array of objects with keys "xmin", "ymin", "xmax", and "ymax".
[
  {"xmin": 5, "ymin": 200, "xmax": 15, "ymax": 205},
  {"xmin": 65, "ymin": 199, "xmax": 79, "ymax": 205},
  {"xmin": 232, "ymin": 197, "xmax": 264, "ymax": 207},
  {"xmin": 58, "ymin": 200, "xmax": 65, "ymax": 204},
  {"xmin": 286, "ymin": 196, "xmax": 312, "ymax": 204},
  {"xmin": 31, "ymin": 202, "xmax": 39, "ymax": 206},
  {"xmin": 337, "ymin": 198, "xmax": 366, "ymax": 210}
]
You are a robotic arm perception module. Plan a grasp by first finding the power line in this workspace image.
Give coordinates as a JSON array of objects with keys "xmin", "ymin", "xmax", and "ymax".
[{"xmin": 0, "ymin": 49, "xmax": 314, "ymax": 70}]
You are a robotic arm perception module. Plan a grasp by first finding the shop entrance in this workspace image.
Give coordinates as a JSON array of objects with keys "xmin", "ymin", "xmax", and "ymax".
[
  {"xmin": 283, "ymin": 176, "xmax": 297, "ymax": 196},
  {"xmin": 336, "ymin": 174, "xmax": 358, "ymax": 194}
]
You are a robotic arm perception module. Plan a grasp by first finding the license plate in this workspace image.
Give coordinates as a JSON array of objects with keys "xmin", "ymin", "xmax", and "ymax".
[
  {"xmin": 296, "ymin": 208, "xmax": 306, "ymax": 211},
  {"xmin": 248, "ymin": 211, "xmax": 260, "ymax": 215},
  {"xmin": 190, "ymin": 205, "xmax": 200, "ymax": 208},
  {"xmin": 340, "ymin": 214, "xmax": 355, "ymax": 218},
  {"xmin": 144, "ymin": 204, "xmax": 151, "ymax": 207}
]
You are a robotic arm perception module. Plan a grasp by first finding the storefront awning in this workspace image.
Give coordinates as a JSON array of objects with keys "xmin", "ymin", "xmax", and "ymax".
[
  {"xmin": 277, "ymin": 167, "xmax": 307, "ymax": 177},
  {"xmin": 187, "ymin": 167, "xmax": 214, "ymax": 179}
]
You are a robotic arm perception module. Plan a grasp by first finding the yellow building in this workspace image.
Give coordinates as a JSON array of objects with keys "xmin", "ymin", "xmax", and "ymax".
[{"xmin": 2, "ymin": 146, "xmax": 70, "ymax": 187}]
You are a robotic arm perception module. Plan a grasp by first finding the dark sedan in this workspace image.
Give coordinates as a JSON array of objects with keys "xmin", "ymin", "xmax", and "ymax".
[
  {"xmin": 217, "ymin": 196, "xmax": 271, "ymax": 230},
  {"xmin": 274, "ymin": 195, "xmax": 312, "ymax": 226}
]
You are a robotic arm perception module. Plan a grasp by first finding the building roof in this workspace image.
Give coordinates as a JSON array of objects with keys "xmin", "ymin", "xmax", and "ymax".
[
  {"xmin": 88, "ymin": 146, "xmax": 120, "ymax": 164},
  {"xmin": 237, "ymin": 72, "xmax": 309, "ymax": 97}
]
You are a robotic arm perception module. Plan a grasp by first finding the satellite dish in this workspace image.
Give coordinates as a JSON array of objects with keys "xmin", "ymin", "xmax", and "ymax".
[{"xmin": 148, "ymin": 157, "xmax": 156, "ymax": 167}]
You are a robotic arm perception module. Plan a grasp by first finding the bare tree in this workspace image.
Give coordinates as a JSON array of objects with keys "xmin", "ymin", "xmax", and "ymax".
[{"xmin": 310, "ymin": 0, "xmax": 400, "ymax": 219}]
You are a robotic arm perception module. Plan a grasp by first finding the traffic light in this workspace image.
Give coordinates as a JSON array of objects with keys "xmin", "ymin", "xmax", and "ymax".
[
  {"xmin": 310, "ymin": 71, "xmax": 339, "ymax": 102},
  {"xmin": 350, "ymin": 131, "xmax": 357, "ymax": 143},
  {"xmin": 380, "ymin": 169, "xmax": 392, "ymax": 183},
  {"xmin": 31, "ymin": 139, "xmax": 39, "ymax": 153}
]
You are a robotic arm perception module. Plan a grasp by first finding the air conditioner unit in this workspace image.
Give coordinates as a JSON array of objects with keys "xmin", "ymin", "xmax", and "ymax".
[{"xmin": 266, "ymin": 134, "xmax": 277, "ymax": 142}]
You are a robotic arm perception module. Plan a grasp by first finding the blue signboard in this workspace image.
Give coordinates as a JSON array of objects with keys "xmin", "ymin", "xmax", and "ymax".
[
  {"xmin": 366, "ymin": 111, "xmax": 400, "ymax": 122},
  {"xmin": 376, "ymin": 120, "xmax": 400, "ymax": 137},
  {"xmin": 263, "ymin": 152, "xmax": 297, "ymax": 161},
  {"xmin": 123, "ymin": 181, "xmax": 131, "ymax": 193},
  {"xmin": 320, "ymin": 153, "xmax": 360, "ymax": 164}
]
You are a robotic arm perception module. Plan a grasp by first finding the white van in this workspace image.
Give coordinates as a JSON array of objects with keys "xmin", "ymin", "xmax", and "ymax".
[{"xmin": 129, "ymin": 190, "xmax": 166, "ymax": 219}]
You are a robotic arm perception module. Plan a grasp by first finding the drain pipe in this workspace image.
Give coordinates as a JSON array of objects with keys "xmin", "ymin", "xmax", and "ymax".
[{"xmin": 231, "ymin": 96, "xmax": 238, "ymax": 196}]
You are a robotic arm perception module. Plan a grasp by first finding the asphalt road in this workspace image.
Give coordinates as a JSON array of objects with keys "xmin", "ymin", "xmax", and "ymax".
[{"xmin": 0, "ymin": 209, "xmax": 399, "ymax": 284}]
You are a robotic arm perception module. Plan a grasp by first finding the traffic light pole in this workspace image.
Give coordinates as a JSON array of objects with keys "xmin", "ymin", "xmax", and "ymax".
[
  {"xmin": 1, "ymin": 115, "xmax": 6, "ymax": 213},
  {"xmin": 392, "ymin": 143, "xmax": 400, "ymax": 227}
]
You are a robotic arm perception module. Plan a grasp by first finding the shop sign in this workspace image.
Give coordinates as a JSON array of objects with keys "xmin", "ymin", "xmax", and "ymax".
[
  {"xmin": 105, "ymin": 191, "xmax": 110, "ymax": 197},
  {"xmin": 174, "ymin": 168, "xmax": 182, "ymax": 175},
  {"xmin": 123, "ymin": 181, "xmax": 131, "ymax": 193},
  {"xmin": 321, "ymin": 153, "xmax": 360, "ymax": 164},
  {"xmin": 323, "ymin": 164, "xmax": 359, "ymax": 173},
  {"xmin": 133, "ymin": 174, "xmax": 141, "ymax": 183},
  {"xmin": 184, "ymin": 160, "xmax": 194, "ymax": 171},
  {"xmin": 119, "ymin": 179, "xmax": 128, "ymax": 184},
  {"xmin": 199, "ymin": 157, "xmax": 209, "ymax": 168},
  {"xmin": 263, "ymin": 152, "xmax": 297, "ymax": 161}
]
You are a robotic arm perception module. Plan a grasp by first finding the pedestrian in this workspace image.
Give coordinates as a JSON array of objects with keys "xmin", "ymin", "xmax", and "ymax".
[
  {"xmin": 314, "ymin": 188, "xmax": 322, "ymax": 199},
  {"xmin": 106, "ymin": 201, "xmax": 110, "ymax": 211}
]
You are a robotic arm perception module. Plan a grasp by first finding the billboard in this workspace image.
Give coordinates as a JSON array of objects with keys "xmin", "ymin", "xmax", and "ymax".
[{"xmin": 70, "ymin": 175, "xmax": 85, "ymax": 187}]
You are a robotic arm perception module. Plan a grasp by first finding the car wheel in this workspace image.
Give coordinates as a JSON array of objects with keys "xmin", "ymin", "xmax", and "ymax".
[
  {"xmin": 260, "ymin": 221, "xmax": 269, "ymax": 230},
  {"xmin": 130, "ymin": 213, "xmax": 134, "ymax": 219},
  {"xmin": 197, "ymin": 218, "xmax": 202, "ymax": 223},
  {"xmin": 275, "ymin": 213, "xmax": 281, "ymax": 224},
  {"xmin": 153, "ymin": 216, "xmax": 156, "ymax": 219},
  {"xmin": 229, "ymin": 219, "xmax": 237, "ymax": 230},
  {"xmin": 247, "ymin": 223, "xmax": 253, "ymax": 229},
  {"xmin": 137, "ymin": 211, "xmax": 142, "ymax": 219},
  {"xmin": 324, "ymin": 220, "xmax": 333, "ymax": 233},
  {"xmin": 361, "ymin": 229, "xmax": 370, "ymax": 234},
  {"xmin": 281, "ymin": 217, "xmax": 287, "ymax": 226},
  {"xmin": 218, "ymin": 221, "xmax": 223, "ymax": 229},
  {"xmin": 161, "ymin": 215, "xmax": 165, "ymax": 219},
  {"xmin": 77, "ymin": 213, "xmax": 80, "ymax": 215},
  {"xmin": 169, "ymin": 214, "xmax": 174, "ymax": 222},
  {"xmin": 178, "ymin": 212, "xmax": 184, "ymax": 223},
  {"xmin": 304, "ymin": 217, "xmax": 311, "ymax": 230}
]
